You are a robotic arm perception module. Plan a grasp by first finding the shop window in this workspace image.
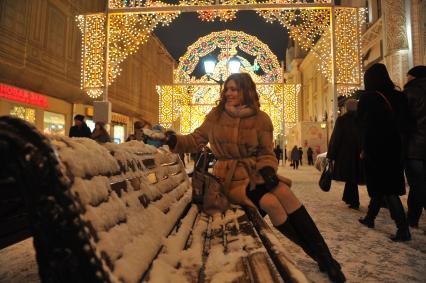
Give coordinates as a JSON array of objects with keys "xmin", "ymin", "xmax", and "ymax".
[
  {"xmin": 113, "ymin": 124, "xmax": 125, "ymax": 144},
  {"xmin": 10, "ymin": 105, "xmax": 36, "ymax": 123},
  {"xmin": 43, "ymin": 111, "xmax": 65, "ymax": 135}
]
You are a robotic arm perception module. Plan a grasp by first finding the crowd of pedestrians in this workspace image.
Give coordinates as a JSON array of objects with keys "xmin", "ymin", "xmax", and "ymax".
[{"xmin": 326, "ymin": 63, "xmax": 426, "ymax": 241}]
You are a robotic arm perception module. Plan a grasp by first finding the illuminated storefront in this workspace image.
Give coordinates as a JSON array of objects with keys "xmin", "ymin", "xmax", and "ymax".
[{"xmin": 0, "ymin": 84, "xmax": 72, "ymax": 134}]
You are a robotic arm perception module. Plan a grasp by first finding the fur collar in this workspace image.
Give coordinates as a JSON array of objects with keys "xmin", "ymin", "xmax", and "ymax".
[{"xmin": 224, "ymin": 104, "xmax": 256, "ymax": 118}]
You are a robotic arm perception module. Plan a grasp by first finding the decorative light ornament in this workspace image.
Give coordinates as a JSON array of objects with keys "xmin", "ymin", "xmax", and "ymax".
[{"xmin": 175, "ymin": 30, "xmax": 282, "ymax": 83}]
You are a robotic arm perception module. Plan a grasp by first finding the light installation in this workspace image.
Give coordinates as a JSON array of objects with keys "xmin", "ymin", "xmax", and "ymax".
[
  {"xmin": 77, "ymin": 1, "xmax": 364, "ymax": 99},
  {"xmin": 175, "ymin": 30, "xmax": 282, "ymax": 84},
  {"xmin": 157, "ymin": 30, "xmax": 297, "ymax": 137}
]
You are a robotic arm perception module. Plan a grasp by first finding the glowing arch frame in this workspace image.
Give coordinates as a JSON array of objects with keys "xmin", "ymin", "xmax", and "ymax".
[{"xmin": 175, "ymin": 30, "xmax": 282, "ymax": 83}]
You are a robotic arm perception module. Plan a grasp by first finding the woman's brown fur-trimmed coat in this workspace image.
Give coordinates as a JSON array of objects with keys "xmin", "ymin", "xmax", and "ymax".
[{"xmin": 173, "ymin": 105, "xmax": 278, "ymax": 206}]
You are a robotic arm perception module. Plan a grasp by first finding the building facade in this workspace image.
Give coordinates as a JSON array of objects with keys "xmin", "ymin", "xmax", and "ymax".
[
  {"xmin": 285, "ymin": 0, "xmax": 425, "ymax": 158},
  {"xmin": 0, "ymin": 0, "xmax": 175, "ymax": 142}
]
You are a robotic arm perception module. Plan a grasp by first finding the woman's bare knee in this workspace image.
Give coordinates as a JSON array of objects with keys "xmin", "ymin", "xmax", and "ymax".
[
  {"xmin": 259, "ymin": 193, "xmax": 287, "ymax": 225},
  {"xmin": 271, "ymin": 183, "xmax": 301, "ymax": 213}
]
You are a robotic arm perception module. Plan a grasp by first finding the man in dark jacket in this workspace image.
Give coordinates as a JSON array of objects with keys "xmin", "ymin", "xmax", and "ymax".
[
  {"xmin": 69, "ymin": 114, "xmax": 91, "ymax": 138},
  {"xmin": 404, "ymin": 65, "xmax": 426, "ymax": 230},
  {"xmin": 327, "ymin": 99, "xmax": 365, "ymax": 210}
]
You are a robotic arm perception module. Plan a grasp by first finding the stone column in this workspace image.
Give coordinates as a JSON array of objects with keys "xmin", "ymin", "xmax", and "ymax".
[
  {"xmin": 382, "ymin": 0, "xmax": 410, "ymax": 88},
  {"xmin": 410, "ymin": 0, "xmax": 426, "ymax": 66}
]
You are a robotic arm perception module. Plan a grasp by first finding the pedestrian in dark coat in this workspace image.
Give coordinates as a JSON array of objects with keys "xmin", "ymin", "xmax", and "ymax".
[
  {"xmin": 307, "ymin": 147, "xmax": 314, "ymax": 165},
  {"xmin": 298, "ymin": 147, "xmax": 303, "ymax": 166},
  {"xmin": 69, "ymin": 114, "xmax": 91, "ymax": 138},
  {"xmin": 327, "ymin": 99, "xmax": 365, "ymax": 210},
  {"xmin": 403, "ymin": 65, "xmax": 426, "ymax": 229},
  {"xmin": 274, "ymin": 145, "xmax": 283, "ymax": 165},
  {"xmin": 291, "ymin": 146, "xmax": 300, "ymax": 169},
  {"xmin": 357, "ymin": 63, "xmax": 410, "ymax": 241}
]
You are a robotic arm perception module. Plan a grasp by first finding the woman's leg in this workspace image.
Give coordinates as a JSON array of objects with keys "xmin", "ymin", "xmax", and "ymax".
[
  {"xmin": 270, "ymin": 182, "xmax": 301, "ymax": 214},
  {"xmin": 258, "ymin": 192, "xmax": 288, "ymax": 225},
  {"xmin": 268, "ymin": 183, "xmax": 345, "ymax": 282}
]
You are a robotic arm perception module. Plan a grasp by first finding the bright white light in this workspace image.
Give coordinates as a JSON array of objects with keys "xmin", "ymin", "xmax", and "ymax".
[
  {"xmin": 204, "ymin": 60, "xmax": 216, "ymax": 74},
  {"xmin": 228, "ymin": 59, "xmax": 241, "ymax": 74}
]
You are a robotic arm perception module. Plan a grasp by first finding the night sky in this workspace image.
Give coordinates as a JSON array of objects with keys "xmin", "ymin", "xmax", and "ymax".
[{"xmin": 154, "ymin": 10, "xmax": 289, "ymax": 77}]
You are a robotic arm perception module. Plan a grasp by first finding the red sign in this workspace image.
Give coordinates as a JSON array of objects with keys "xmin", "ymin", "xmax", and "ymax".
[{"xmin": 0, "ymin": 84, "xmax": 49, "ymax": 108}]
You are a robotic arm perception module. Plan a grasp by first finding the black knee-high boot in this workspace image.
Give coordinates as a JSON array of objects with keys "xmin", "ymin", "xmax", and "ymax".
[
  {"xmin": 274, "ymin": 219, "xmax": 318, "ymax": 262},
  {"xmin": 287, "ymin": 206, "xmax": 346, "ymax": 283}
]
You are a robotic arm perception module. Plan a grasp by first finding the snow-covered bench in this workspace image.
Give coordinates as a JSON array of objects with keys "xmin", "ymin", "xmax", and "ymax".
[{"xmin": 0, "ymin": 116, "xmax": 307, "ymax": 283}]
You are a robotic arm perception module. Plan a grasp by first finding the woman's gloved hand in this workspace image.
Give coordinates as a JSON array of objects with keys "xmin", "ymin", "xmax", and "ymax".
[
  {"xmin": 165, "ymin": 131, "xmax": 177, "ymax": 149},
  {"xmin": 259, "ymin": 166, "xmax": 279, "ymax": 190}
]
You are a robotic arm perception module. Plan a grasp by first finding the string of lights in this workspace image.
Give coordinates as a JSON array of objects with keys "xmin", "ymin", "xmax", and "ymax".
[{"xmin": 78, "ymin": 3, "xmax": 364, "ymax": 99}]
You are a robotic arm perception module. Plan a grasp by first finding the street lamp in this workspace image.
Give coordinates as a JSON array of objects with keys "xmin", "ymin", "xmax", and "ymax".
[
  {"xmin": 203, "ymin": 58, "xmax": 241, "ymax": 89},
  {"xmin": 228, "ymin": 58, "xmax": 241, "ymax": 74}
]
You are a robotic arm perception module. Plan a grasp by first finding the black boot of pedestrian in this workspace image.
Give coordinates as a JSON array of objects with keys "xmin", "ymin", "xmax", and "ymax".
[
  {"xmin": 358, "ymin": 217, "xmax": 375, "ymax": 228},
  {"xmin": 288, "ymin": 206, "xmax": 346, "ymax": 283},
  {"xmin": 386, "ymin": 196, "xmax": 411, "ymax": 242},
  {"xmin": 359, "ymin": 197, "xmax": 382, "ymax": 228}
]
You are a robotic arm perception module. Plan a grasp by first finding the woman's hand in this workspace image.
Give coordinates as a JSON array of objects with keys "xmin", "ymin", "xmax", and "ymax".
[
  {"xmin": 259, "ymin": 166, "xmax": 279, "ymax": 191},
  {"xmin": 165, "ymin": 131, "xmax": 177, "ymax": 149}
]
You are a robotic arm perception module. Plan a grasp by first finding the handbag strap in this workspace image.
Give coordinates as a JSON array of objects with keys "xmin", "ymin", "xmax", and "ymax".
[
  {"xmin": 376, "ymin": 91, "xmax": 393, "ymax": 112},
  {"xmin": 194, "ymin": 146, "xmax": 209, "ymax": 172}
]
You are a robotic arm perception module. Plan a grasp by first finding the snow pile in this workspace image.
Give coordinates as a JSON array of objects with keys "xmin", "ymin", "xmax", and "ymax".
[{"xmin": 49, "ymin": 137, "xmax": 192, "ymax": 283}]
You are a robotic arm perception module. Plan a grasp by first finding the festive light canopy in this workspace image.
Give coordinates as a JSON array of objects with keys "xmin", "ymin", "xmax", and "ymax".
[{"xmin": 77, "ymin": 0, "xmax": 364, "ymax": 100}]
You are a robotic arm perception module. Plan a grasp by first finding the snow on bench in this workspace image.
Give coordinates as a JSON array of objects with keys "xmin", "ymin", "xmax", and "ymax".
[{"xmin": 0, "ymin": 116, "xmax": 308, "ymax": 283}]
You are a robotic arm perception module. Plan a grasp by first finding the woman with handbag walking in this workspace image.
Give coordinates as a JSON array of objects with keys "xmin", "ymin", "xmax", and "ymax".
[
  {"xmin": 327, "ymin": 99, "xmax": 365, "ymax": 210},
  {"xmin": 357, "ymin": 63, "xmax": 411, "ymax": 241},
  {"xmin": 166, "ymin": 73, "xmax": 345, "ymax": 282}
]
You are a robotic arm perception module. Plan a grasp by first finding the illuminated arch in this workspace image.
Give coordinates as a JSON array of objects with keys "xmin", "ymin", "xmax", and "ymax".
[{"xmin": 175, "ymin": 30, "xmax": 283, "ymax": 83}]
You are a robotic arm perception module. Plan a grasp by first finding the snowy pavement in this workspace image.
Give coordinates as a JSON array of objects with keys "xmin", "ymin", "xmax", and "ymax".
[
  {"xmin": 271, "ymin": 164, "xmax": 426, "ymax": 283},
  {"xmin": 1, "ymin": 165, "xmax": 425, "ymax": 283}
]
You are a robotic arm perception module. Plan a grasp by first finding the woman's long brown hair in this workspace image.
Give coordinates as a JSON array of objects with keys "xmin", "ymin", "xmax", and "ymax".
[{"xmin": 215, "ymin": 73, "xmax": 260, "ymax": 116}]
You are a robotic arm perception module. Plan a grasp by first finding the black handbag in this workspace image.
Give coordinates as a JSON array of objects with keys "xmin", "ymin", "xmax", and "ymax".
[
  {"xmin": 191, "ymin": 148, "xmax": 230, "ymax": 216},
  {"xmin": 319, "ymin": 161, "xmax": 333, "ymax": 192}
]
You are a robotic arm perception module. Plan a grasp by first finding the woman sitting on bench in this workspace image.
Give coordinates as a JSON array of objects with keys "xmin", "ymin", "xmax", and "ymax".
[{"xmin": 166, "ymin": 73, "xmax": 345, "ymax": 283}]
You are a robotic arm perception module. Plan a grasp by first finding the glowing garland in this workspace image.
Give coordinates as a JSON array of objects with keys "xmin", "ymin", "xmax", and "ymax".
[
  {"xmin": 109, "ymin": 0, "xmax": 332, "ymax": 9},
  {"xmin": 77, "ymin": 11, "xmax": 179, "ymax": 98}
]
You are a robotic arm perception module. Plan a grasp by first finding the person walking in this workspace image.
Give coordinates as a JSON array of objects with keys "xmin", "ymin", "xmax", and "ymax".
[
  {"xmin": 290, "ymin": 146, "xmax": 300, "ymax": 169},
  {"xmin": 357, "ymin": 63, "xmax": 410, "ymax": 241},
  {"xmin": 403, "ymin": 65, "xmax": 426, "ymax": 230},
  {"xmin": 91, "ymin": 121, "xmax": 111, "ymax": 143},
  {"xmin": 165, "ymin": 73, "xmax": 345, "ymax": 282},
  {"xmin": 307, "ymin": 147, "xmax": 314, "ymax": 165},
  {"xmin": 69, "ymin": 114, "xmax": 91, "ymax": 138},
  {"xmin": 274, "ymin": 145, "xmax": 283, "ymax": 166},
  {"xmin": 327, "ymin": 99, "xmax": 365, "ymax": 210},
  {"xmin": 298, "ymin": 147, "xmax": 304, "ymax": 166}
]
